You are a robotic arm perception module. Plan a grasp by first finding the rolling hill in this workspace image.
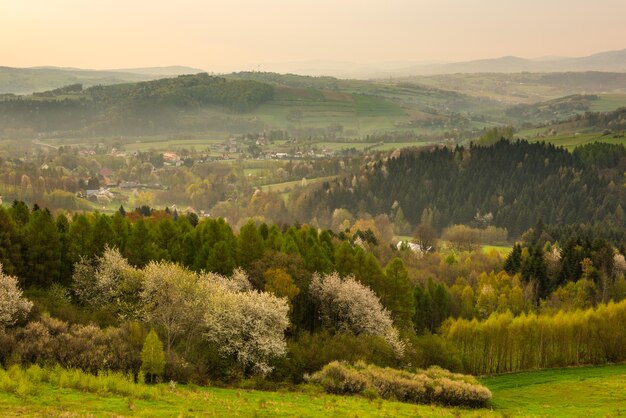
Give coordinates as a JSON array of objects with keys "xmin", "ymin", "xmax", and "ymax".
[
  {"xmin": 0, "ymin": 66, "xmax": 203, "ymax": 94},
  {"xmin": 391, "ymin": 48, "xmax": 626, "ymax": 75}
]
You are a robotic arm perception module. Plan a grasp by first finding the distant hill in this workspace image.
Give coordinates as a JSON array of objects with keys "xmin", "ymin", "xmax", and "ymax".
[
  {"xmin": 392, "ymin": 49, "xmax": 626, "ymax": 75},
  {"xmin": 1, "ymin": 70, "xmax": 624, "ymax": 139},
  {"xmin": 0, "ymin": 66, "xmax": 204, "ymax": 94},
  {"xmin": 0, "ymin": 71, "xmax": 507, "ymax": 138},
  {"xmin": 106, "ymin": 66, "xmax": 204, "ymax": 76},
  {"xmin": 0, "ymin": 73, "xmax": 274, "ymax": 136}
]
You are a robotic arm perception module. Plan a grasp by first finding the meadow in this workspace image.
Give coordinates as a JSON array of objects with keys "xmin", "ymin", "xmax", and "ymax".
[
  {"xmin": 524, "ymin": 132, "xmax": 625, "ymax": 151},
  {"xmin": 0, "ymin": 364, "xmax": 623, "ymax": 417}
]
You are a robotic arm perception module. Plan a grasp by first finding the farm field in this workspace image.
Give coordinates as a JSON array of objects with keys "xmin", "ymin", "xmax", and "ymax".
[
  {"xmin": 588, "ymin": 94, "xmax": 626, "ymax": 112},
  {"xmin": 0, "ymin": 364, "xmax": 624, "ymax": 417},
  {"xmin": 121, "ymin": 137, "xmax": 226, "ymax": 153}
]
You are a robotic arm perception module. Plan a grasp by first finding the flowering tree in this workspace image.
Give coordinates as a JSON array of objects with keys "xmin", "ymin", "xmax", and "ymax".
[
  {"xmin": 309, "ymin": 272, "xmax": 404, "ymax": 355},
  {"xmin": 202, "ymin": 273, "xmax": 289, "ymax": 375},
  {"xmin": 0, "ymin": 263, "xmax": 33, "ymax": 329},
  {"xmin": 72, "ymin": 247, "xmax": 142, "ymax": 319}
]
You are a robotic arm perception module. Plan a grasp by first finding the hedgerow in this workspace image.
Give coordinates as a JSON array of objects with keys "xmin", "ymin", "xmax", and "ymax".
[{"xmin": 306, "ymin": 361, "xmax": 491, "ymax": 407}]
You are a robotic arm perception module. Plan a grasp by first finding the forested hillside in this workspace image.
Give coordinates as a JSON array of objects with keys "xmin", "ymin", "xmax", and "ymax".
[
  {"xmin": 297, "ymin": 140, "xmax": 626, "ymax": 236},
  {"xmin": 0, "ymin": 74, "xmax": 274, "ymax": 136}
]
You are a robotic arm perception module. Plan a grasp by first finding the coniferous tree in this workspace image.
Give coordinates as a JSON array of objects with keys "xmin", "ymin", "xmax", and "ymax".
[
  {"xmin": 238, "ymin": 220, "xmax": 264, "ymax": 269},
  {"xmin": 504, "ymin": 244, "xmax": 522, "ymax": 274},
  {"xmin": 0, "ymin": 207, "xmax": 22, "ymax": 275},
  {"xmin": 125, "ymin": 219, "xmax": 156, "ymax": 267},
  {"xmin": 67, "ymin": 214, "xmax": 94, "ymax": 264},
  {"xmin": 23, "ymin": 208, "xmax": 62, "ymax": 286},
  {"xmin": 382, "ymin": 258, "xmax": 415, "ymax": 330},
  {"xmin": 92, "ymin": 214, "xmax": 116, "ymax": 256}
]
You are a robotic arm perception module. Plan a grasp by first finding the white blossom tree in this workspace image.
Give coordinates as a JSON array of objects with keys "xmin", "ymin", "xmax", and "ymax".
[
  {"xmin": 0, "ymin": 263, "xmax": 33, "ymax": 329},
  {"xmin": 202, "ymin": 273, "xmax": 289, "ymax": 375},
  {"xmin": 309, "ymin": 272, "xmax": 404, "ymax": 355},
  {"xmin": 72, "ymin": 247, "xmax": 142, "ymax": 319}
]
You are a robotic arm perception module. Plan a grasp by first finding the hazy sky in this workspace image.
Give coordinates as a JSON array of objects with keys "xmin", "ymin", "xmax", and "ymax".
[{"xmin": 2, "ymin": 0, "xmax": 625, "ymax": 71}]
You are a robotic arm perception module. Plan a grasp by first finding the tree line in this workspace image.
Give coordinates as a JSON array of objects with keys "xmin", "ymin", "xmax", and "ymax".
[{"xmin": 442, "ymin": 300, "xmax": 626, "ymax": 375}]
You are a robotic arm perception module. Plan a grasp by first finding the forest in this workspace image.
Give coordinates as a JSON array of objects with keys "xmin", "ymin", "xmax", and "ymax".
[
  {"xmin": 0, "ymin": 191, "xmax": 625, "ymax": 399},
  {"xmin": 296, "ymin": 140, "xmax": 626, "ymax": 236}
]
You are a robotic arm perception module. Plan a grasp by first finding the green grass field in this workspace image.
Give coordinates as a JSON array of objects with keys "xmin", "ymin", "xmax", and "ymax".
[
  {"xmin": 481, "ymin": 245, "xmax": 512, "ymax": 256},
  {"xmin": 523, "ymin": 132, "xmax": 626, "ymax": 151},
  {"xmin": 0, "ymin": 364, "xmax": 624, "ymax": 417},
  {"xmin": 481, "ymin": 364, "xmax": 626, "ymax": 417},
  {"xmin": 588, "ymin": 94, "xmax": 626, "ymax": 112}
]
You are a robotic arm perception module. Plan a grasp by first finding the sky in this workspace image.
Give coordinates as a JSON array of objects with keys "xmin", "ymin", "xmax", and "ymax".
[{"xmin": 1, "ymin": 0, "xmax": 626, "ymax": 72}]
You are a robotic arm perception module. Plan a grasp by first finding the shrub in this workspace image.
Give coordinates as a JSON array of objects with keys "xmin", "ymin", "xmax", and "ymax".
[
  {"xmin": 306, "ymin": 361, "xmax": 368, "ymax": 394},
  {"xmin": 307, "ymin": 361, "xmax": 491, "ymax": 408}
]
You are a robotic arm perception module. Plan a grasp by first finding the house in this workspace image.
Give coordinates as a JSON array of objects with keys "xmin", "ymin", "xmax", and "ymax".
[
  {"xmin": 396, "ymin": 241, "xmax": 431, "ymax": 254},
  {"xmin": 163, "ymin": 152, "xmax": 180, "ymax": 163},
  {"xmin": 81, "ymin": 188, "xmax": 115, "ymax": 203}
]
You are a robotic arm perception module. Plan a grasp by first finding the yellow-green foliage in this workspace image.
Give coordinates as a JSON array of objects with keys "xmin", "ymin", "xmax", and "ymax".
[
  {"xmin": 307, "ymin": 361, "xmax": 491, "ymax": 407},
  {"xmin": 0, "ymin": 364, "xmax": 161, "ymax": 400},
  {"xmin": 442, "ymin": 299, "xmax": 626, "ymax": 375}
]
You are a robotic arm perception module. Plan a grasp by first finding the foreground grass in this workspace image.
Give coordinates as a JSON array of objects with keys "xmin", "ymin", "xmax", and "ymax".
[
  {"xmin": 0, "ymin": 364, "xmax": 624, "ymax": 417},
  {"xmin": 0, "ymin": 381, "xmax": 494, "ymax": 418}
]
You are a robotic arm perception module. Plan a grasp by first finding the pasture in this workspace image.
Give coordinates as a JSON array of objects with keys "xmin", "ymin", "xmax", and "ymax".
[{"xmin": 0, "ymin": 364, "xmax": 624, "ymax": 417}]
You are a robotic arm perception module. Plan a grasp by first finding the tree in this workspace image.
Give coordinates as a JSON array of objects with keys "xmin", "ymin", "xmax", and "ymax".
[
  {"xmin": 125, "ymin": 219, "xmax": 156, "ymax": 267},
  {"xmin": 442, "ymin": 225, "xmax": 480, "ymax": 252},
  {"xmin": 203, "ymin": 276, "xmax": 289, "ymax": 375},
  {"xmin": 141, "ymin": 261, "xmax": 207, "ymax": 355},
  {"xmin": 309, "ymin": 272, "xmax": 404, "ymax": 355},
  {"xmin": 140, "ymin": 330, "xmax": 165, "ymax": 383},
  {"xmin": 67, "ymin": 214, "xmax": 94, "ymax": 264},
  {"xmin": 413, "ymin": 223, "xmax": 438, "ymax": 252},
  {"xmin": 72, "ymin": 247, "xmax": 142, "ymax": 318},
  {"xmin": 382, "ymin": 258, "xmax": 415, "ymax": 330},
  {"xmin": 0, "ymin": 207, "xmax": 22, "ymax": 275},
  {"xmin": 92, "ymin": 214, "xmax": 116, "ymax": 256},
  {"xmin": 264, "ymin": 268, "xmax": 300, "ymax": 308},
  {"xmin": 504, "ymin": 244, "xmax": 522, "ymax": 274},
  {"xmin": 393, "ymin": 206, "xmax": 411, "ymax": 236},
  {"xmin": 22, "ymin": 208, "xmax": 62, "ymax": 286},
  {"xmin": 207, "ymin": 241, "xmax": 236, "ymax": 275},
  {"xmin": 0, "ymin": 263, "xmax": 33, "ymax": 330},
  {"xmin": 237, "ymin": 220, "xmax": 264, "ymax": 268},
  {"xmin": 154, "ymin": 219, "xmax": 183, "ymax": 262}
]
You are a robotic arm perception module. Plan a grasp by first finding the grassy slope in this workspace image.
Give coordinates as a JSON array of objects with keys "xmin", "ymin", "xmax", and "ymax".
[
  {"xmin": 1, "ymin": 364, "xmax": 624, "ymax": 417},
  {"xmin": 481, "ymin": 364, "xmax": 626, "ymax": 417},
  {"xmin": 0, "ymin": 383, "xmax": 493, "ymax": 418}
]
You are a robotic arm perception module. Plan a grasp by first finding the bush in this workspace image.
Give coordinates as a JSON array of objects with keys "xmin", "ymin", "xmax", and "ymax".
[
  {"xmin": 306, "ymin": 361, "xmax": 368, "ymax": 395},
  {"xmin": 307, "ymin": 361, "xmax": 491, "ymax": 408}
]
